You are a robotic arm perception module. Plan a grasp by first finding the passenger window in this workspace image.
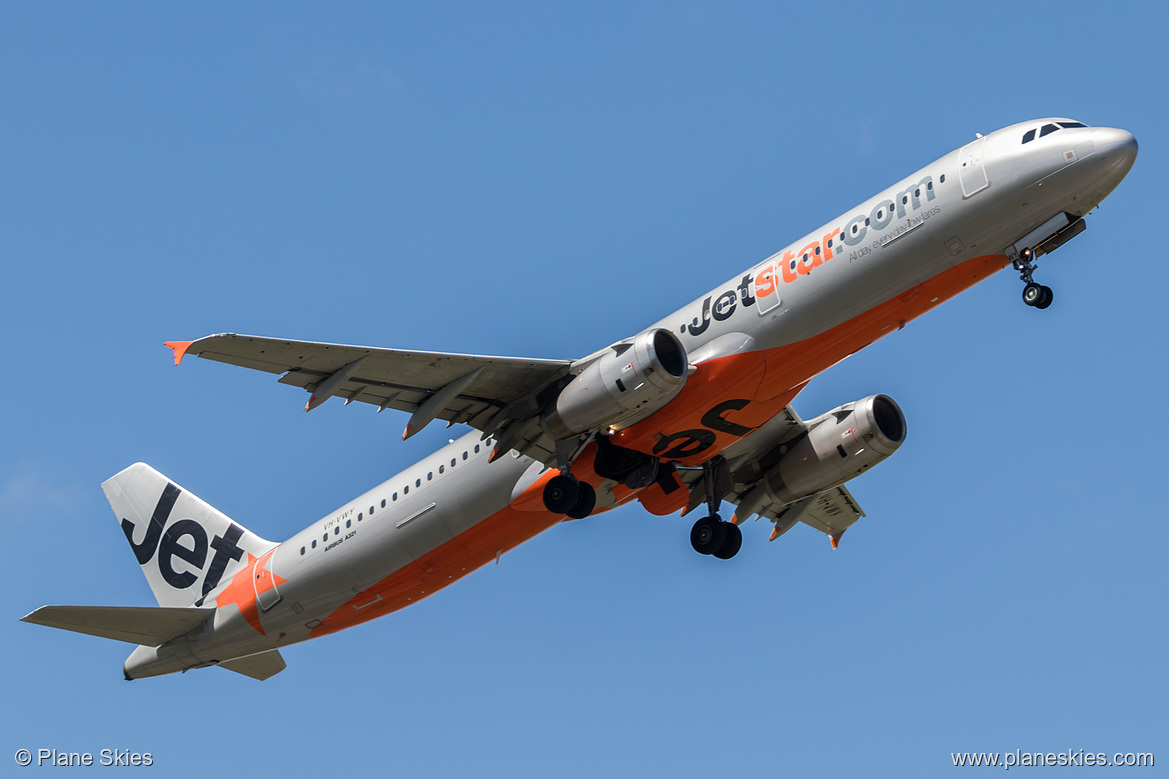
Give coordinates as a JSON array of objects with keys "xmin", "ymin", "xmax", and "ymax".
[
  {"xmin": 451, "ymin": 458, "xmax": 456, "ymax": 467},
  {"xmin": 415, "ymin": 478, "xmax": 421, "ymax": 487},
  {"xmin": 312, "ymin": 540, "xmax": 317, "ymax": 549},
  {"xmin": 300, "ymin": 546, "xmax": 305, "ymax": 555},
  {"xmin": 403, "ymin": 486, "xmax": 409, "ymax": 495},
  {"xmin": 462, "ymin": 451, "xmax": 468, "ymax": 460},
  {"xmin": 334, "ymin": 527, "xmax": 340, "ymax": 535},
  {"xmin": 381, "ymin": 499, "xmax": 386, "ymax": 508},
  {"xmin": 392, "ymin": 492, "xmax": 397, "ymax": 501},
  {"xmin": 322, "ymin": 533, "xmax": 327, "ymax": 542},
  {"xmin": 1040, "ymin": 123, "xmax": 1059, "ymax": 137},
  {"xmin": 427, "ymin": 472, "xmax": 432, "ymax": 481},
  {"xmin": 439, "ymin": 465, "xmax": 445, "ymax": 474},
  {"xmin": 474, "ymin": 445, "xmax": 480, "ymax": 454},
  {"xmin": 347, "ymin": 519, "xmax": 352, "ymax": 528},
  {"xmin": 1022, "ymin": 129, "xmax": 1036, "ymax": 144}
]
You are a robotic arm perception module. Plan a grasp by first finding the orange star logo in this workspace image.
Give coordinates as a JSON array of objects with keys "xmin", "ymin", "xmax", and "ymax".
[{"xmin": 214, "ymin": 549, "xmax": 287, "ymax": 635}]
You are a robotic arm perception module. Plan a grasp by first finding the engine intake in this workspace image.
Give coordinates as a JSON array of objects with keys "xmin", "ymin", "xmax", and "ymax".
[{"xmin": 542, "ymin": 329, "xmax": 689, "ymax": 440}]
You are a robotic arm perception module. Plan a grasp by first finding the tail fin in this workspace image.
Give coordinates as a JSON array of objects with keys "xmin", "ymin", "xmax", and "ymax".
[{"xmin": 102, "ymin": 463, "xmax": 276, "ymax": 608}]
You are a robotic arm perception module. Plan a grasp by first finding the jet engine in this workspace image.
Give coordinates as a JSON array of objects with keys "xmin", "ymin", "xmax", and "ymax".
[
  {"xmin": 541, "ymin": 328, "xmax": 689, "ymax": 440},
  {"xmin": 757, "ymin": 394, "xmax": 906, "ymax": 504}
]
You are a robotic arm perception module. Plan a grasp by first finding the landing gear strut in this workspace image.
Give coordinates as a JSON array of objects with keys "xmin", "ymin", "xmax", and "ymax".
[
  {"xmin": 543, "ymin": 473, "xmax": 596, "ymax": 519},
  {"xmin": 688, "ymin": 456, "xmax": 742, "ymax": 559},
  {"xmin": 1014, "ymin": 247, "xmax": 1053, "ymax": 309}
]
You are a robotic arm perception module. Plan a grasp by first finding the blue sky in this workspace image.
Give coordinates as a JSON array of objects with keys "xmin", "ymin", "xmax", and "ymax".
[{"xmin": 3, "ymin": 3, "xmax": 1166, "ymax": 776}]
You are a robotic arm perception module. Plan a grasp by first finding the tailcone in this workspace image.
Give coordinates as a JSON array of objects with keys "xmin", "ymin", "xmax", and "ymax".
[{"xmin": 122, "ymin": 644, "xmax": 186, "ymax": 681}]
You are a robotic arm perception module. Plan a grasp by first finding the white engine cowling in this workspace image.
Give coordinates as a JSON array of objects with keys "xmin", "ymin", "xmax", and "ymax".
[
  {"xmin": 760, "ymin": 394, "xmax": 906, "ymax": 504},
  {"xmin": 542, "ymin": 329, "xmax": 689, "ymax": 440}
]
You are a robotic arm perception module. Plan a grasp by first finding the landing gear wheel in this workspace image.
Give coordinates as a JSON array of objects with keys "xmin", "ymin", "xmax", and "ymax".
[
  {"xmin": 543, "ymin": 475, "xmax": 580, "ymax": 514},
  {"xmin": 1022, "ymin": 283, "xmax": 1044, "ymax": 307},
  {"xmin": 690, "ymin": 514, "xmax": 728, "ymax": 556},
  {"xmin": 1035, "ymin": 285, "xmax": 1053, "ymax": 309},
  {"xmin": 712, "ymin": 521, "xmax": 743, "ymax": 559},
  {"xmin": 565, "ymin": 482, "xmax": 596, "ymax": 519}
]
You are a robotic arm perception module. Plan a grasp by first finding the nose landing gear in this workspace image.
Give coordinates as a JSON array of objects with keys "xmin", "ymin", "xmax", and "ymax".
[
  {"xmin": 1022, "ymin": 282, "xmax": 1053, "ymax": 309},
  {"xmin": 1014, "ymin": 247, "xmax": 1053, "ymax": 309}
]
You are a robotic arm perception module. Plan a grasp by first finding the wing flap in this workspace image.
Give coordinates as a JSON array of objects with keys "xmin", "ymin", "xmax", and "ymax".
[
  {"xmin": 22, "ymin": 605, "xmax": 214, "ymax": 646},
  {"xmin": 759, "ymin": 484, "xmax": 865, "ymax": 542}
]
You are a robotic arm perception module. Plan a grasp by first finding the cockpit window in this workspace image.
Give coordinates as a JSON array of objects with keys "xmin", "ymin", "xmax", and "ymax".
[{"xmin": 1024, "ymin": 121, "xmax": 1088, "ymax": 144}]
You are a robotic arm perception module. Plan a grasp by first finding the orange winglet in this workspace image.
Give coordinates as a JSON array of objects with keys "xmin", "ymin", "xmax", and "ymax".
[
  {"xmin": 830, "ymin": 532, "xmax": 843, "ymax": 550},
  {"xmin": 164, "ymin": 341, "xmax": 194, "ymax": 366}
]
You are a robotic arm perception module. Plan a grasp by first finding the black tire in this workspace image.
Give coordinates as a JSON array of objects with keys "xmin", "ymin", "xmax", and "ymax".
[
  {"xmin": 713, "ymin": 521, "xmax": 743, "ymax": 559},
  {"xmin": 690, "ymin": 514, "xmax": 727, "ymax": 555},
  {"xmin": 1036, "ymin": 285, "xmax": 1053, "ymax": 309},
  {"xmin": 1022, "ymin": 283, "xmax": 1044, "ymax": 307},
  {"xmin": 565, "ymin": 482, "xmax": 596, "ymax": 519},
  {"xmin": 543, "ymin": 475, "xmax": 580, "ymax": 514}
]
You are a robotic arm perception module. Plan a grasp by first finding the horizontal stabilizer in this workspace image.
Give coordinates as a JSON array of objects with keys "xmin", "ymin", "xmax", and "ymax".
[
  {"xmin": 21, "ymin": 605, "xmax": 213, "ymax": 647},
  {"xmin": 218, "ymin": 649, "xmax": 286, "ymax": 681}
]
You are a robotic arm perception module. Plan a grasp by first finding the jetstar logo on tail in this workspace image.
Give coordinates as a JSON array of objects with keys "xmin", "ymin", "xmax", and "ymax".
[{"xmin": 120, "ymin": 483, "xmax": 245, "ymax": 598}]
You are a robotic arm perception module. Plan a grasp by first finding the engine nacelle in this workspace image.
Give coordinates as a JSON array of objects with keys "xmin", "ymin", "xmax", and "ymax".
[
  {"xmin": 542, "ymin": 329, "xmax": 689, "ymax": 440},
  {"xmin": 760, "ymin": 394, "xmax": 906, "ymax": 504}
]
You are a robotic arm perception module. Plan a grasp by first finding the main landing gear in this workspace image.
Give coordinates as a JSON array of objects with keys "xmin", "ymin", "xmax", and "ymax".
[
  {"xmin": 690, "ymin": 513, "xmax": 742, "ymax": 559},
  {"xmin": 1014, "ymin": 247, "xmax": 1053, "ymax": 309},
  {"xmin": 688, "ymin": 455, "xmax": 741, "ymax": 559},
  {"xmin": 543, "ymin": 473, "xmax": 596, "ymax": 519}
]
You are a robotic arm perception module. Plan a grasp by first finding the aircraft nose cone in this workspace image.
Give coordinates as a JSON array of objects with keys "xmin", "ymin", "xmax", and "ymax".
[{"xmin": 1093, "ymin": 127, "xmax": 1138, "ymax": 180}]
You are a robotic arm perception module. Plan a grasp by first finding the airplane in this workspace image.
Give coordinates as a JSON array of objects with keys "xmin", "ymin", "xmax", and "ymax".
[{"xmin": 23, "ymin": 118, "xmax": 1137, "ymax": 680}]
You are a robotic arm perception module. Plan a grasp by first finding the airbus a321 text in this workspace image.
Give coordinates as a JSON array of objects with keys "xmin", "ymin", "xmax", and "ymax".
[{"xmin": 24, "ymin": 118, "xmax": 1137, "ymax": 680}]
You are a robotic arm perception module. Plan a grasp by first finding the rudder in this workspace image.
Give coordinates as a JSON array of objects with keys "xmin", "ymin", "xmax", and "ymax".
[{"xmin": 103, "ymin": 463, "xmax": 276, "ymax": 608}]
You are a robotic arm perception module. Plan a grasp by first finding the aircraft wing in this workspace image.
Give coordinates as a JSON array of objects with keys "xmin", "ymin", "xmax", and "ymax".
[{"xmin": 168, "ymin": 334, "xmax": 574, "ymax": 445}]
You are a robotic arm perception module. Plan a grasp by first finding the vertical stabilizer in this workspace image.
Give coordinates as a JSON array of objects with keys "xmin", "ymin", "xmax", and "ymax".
[{"xmin": 102, "ymin": 463, "xmax": 276, "ymax": 608}]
